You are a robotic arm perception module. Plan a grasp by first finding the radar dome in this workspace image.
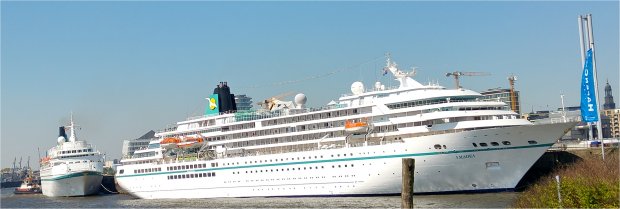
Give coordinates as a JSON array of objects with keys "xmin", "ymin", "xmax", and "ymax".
[
  {"xmin": 374, "ymin": 81, "xmax": 382, "ymax": 90},
  {"xmin": 351, "ymin": 81, "xmax": 365, "ymax": 95},
  {"xmin": 294, "ymin": 93, "xmax": 307, "ymax": 108},
  {"xmin": 57, "ymin": 136, "xmax": 65, "ymax": 144}
]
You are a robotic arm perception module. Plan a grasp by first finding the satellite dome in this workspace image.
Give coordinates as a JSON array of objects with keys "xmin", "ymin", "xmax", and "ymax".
[
  {"xmin": 351, "ymin": 81, "xmax": 365, "ymax": 95},
  {"xmin": 57, "ymin": 136, "xmax": 65, "ymax": 144},
  {"xmin": 294, "ymin": 93, "xmax": 307, "ymax": 108},
  {"xmin": 375, "ymin": 81, "xmax": 382, "ymax": 90}
]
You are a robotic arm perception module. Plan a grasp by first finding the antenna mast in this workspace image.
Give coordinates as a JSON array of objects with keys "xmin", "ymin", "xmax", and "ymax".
[{"xmin": 579, "ymin": 14, "xmax": 604, "ymax": 160}]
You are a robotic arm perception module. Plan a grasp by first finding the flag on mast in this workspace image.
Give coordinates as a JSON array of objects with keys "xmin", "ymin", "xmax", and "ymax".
[{"xmin": 580, "ymin": 48, "xmax": 598, "ymax": 122}]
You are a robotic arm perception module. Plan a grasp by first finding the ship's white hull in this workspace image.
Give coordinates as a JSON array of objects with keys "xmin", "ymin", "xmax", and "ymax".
[
  {"xmin": 41, "ymin": 171, "xmax": 103, "ymax": 197},
  {"xmin": 116, "ymin": 122, "xmax": 573, "ymax": 199}
]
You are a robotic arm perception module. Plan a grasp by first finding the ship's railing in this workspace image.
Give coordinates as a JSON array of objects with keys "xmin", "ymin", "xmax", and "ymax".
[
  {"xmin": 156, "ymin": 104, "xmax": 350, "ymax": 135},
  {"xmin": 144, "ymin": 138, "xmax": 410, "ymax": 165},
  {"xmin": 339, "ymin": 85, "xmax": 402, "ymax": 97}
]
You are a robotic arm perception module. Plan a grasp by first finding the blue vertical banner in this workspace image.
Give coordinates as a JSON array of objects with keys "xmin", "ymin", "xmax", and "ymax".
[{"xmin": 580, "ymin": 48, "xmax": 599, "ymax": 122}]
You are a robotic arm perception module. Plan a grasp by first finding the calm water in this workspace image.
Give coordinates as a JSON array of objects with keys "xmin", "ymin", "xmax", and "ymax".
[{"xmin": 1, "ymin": 188, "xmax": 519, "ymax": 208}]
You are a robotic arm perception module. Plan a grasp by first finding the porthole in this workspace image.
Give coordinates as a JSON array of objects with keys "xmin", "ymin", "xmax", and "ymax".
[
  {"xmin": 528, "ymin": 140, "xmax": 538, "ymax": 144},
  {"xmin": 472, "ymin": 143, "xmax": 478, "ymax": 147},
  {"xmin": 480, "ymin": 143, "xmax": 488, "ymax": 147},
  {"xmin": 491, "ymin": 142, "xmax": 499, "ymax": 146}
]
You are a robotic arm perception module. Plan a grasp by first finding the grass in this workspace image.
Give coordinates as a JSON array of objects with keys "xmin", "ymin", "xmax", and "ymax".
[{"xmin": 513, "ymin": 150, "xmax": 619, "ymax": 208}]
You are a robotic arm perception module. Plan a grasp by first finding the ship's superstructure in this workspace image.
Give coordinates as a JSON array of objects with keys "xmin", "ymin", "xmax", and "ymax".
[
  {"xmin": 116, "ymin": 56, "xmax": 575, "ymax": 199},
  {"xmin": 40, "ymin": 115, "xmax": 104, "ymax": 197}
]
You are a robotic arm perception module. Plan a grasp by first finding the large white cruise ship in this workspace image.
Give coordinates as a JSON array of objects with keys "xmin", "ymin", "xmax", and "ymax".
[
  {"xmin": 116, "ymin": 57, "xmax": 575, "ymax": 199},
  {"xmin": 40, "ymin": 115, "xmax": 104, "ymax": 197}
]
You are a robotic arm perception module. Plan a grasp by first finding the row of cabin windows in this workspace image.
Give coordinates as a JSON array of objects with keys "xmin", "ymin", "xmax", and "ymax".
[
  {"xmin": 187, "ymin": 109, "xmax": 371, "ymax": 140},
  {"xmin": 239, "ymin": 175, "xmax": 331, "ymax": 184},
  {"xmin": 59, "ymin": 148, "xmax": 93, "ymax": 155},
  {"xmin": 200, "ymin": 114, "xmax": 513, "ymax": 148},
  {"xmin": 167, "ymin": 172, "xmax": 215, "ymax": 180},
  {"xmin": 220, "ymin": 122, "xmax": 255, "ymax": 132},
  {"xmin": 217, "ymin": 115, "xmax": 511, "ymax": 150},
  {"xmin": 219, "ymin": 125, "xmax": 405, "ymax": 149},
  {"xmin": 204, "ymin": 119, "xmax": 354, "ymax": 142},
  {"xmin": 386, "ymin": 97, "xmax": 478, "ymax": 110},
  {"xmin": 224, "ymin": 130, "xmax": 347, "ymax": 148},
  {"xmin": 237, "ymin": 164, "xmax": 355, "ymax": 174},
  {"xmin": 122, "ymin": 159, "xmax": 157, "ymax": 165},
  {"xmin": 172, "ymin": 107, "xmax": 370, "ymax": 138},
  {"xmin": 135, "ymin": 167, "xmax": 161, "ymax": 174},
  {"xmin": 167, "ymin": 163, "xmax": 208, "ymax": 171},
  {"xmin": 233, "ymin": 152, "xmax": 356, "ymax": 166},
  {"xmin": 59, "ymin": 153, "xmax": 95, "ymax": 159},
  {"xmin": 53, "ymin": 160, "xmax": 98, "ymax": 166},
  {"xmin": 169, "ymin": 107, "xmax": 512, "ymax": 145},
  {"xmin": 220, "ymin": 151, "xmax": 360, "ymax": 168},
  {"xmin": 261, "ymin": 107, "xmax": 369, "ymax": 127},
  {"xmin": 472, "ymin": 141, "xmax": 515, "ymax": 147}
]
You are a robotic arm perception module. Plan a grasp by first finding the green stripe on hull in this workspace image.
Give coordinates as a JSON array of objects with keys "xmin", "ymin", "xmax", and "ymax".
[
  {"xmin": 41, "ymin": 171, "xmax": 102, "ymax": 181},
  {"xmin": 117, "ymin": 143, "xmax": 553, "ymax": 179}
]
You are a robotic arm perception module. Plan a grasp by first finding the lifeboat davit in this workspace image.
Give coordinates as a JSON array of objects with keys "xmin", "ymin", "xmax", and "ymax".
[
  {"xmin": 345, "ymin": 119, "xmax": 369, "ymax": 133},
  {"xmin": 178, "ymin": 137, "xmax": 205, "ymax": 149},
  {"xmin": 160, "ymin": 137, "xmax": 181, "ymax": 149}
]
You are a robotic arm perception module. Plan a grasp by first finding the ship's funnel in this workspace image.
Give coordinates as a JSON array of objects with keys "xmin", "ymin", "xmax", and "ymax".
[
  {"xmin": 57, "ymin": 126, "xmax": 68, "ymax": 143},
  {"xmin": 58, "ymin": 126, "xmax": 67, "ymax": 139},
  {"xmin": 212, "ymin": 82, "xmax": 238, "ymax": 113}
]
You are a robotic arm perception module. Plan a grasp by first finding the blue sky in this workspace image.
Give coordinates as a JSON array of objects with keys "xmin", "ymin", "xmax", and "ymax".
[{"xmin": 1, "ymin": 1, "xmax": 618, "ymax": 168}]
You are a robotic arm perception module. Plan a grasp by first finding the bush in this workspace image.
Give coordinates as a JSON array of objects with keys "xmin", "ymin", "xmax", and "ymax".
[{"xmin": 513, "ymin": 151, "xmax": 619, "ymax": 208}]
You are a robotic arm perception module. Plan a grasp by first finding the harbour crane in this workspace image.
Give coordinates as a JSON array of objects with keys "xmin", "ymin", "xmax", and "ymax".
[
  {"xmin": 508, "ymin": 75, "xmax": 518, "ymax": 113},
  {"xmin": 445, "ymin": 71, "xmax": 491, "ymax": 89},
  {"xmin": 257, "ymin": 91, "xmax": 295, "ymax": 110}
]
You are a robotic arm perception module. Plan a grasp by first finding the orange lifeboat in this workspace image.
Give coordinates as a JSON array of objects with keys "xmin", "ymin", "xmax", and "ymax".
[
  {"xmin": 160, "ymin": 137, "xmax": 181, "ymax": 149},
  {"xmin": 178, "ymin": 137, "xmax": 205, "ymax": 149},
  {"xmin": 345, "ymin": 119, "xmax": 369, "ymax": 133},
  {"xmin": 40, "ymin": 157, "xmax": 51, "ymax": 164}
]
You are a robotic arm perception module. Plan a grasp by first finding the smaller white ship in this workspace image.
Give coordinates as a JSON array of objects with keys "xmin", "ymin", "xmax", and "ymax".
[{"xmin": 40, "ymin": 114, "xmax": 104, "ymax": 197}]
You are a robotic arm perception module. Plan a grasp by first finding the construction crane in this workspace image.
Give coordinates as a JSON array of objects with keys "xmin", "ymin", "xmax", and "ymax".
[
  {"xmin": 12, "ymin": 157, "xmax": 16, "ymax": 180},
  {"xmin": 508, "ymin": 75, "xmax": 518, "ymax": 113},
  {"xmin": 445, "ymin": 71, "xmax": 491, "ymax": 89},
  {"xmin": 257, "ymin": 92, "xmax": 295, "ymax": 110}
]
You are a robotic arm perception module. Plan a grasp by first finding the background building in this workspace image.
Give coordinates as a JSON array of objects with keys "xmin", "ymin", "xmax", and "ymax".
[
  {"xmin": 603, "ymin": 109, "xmax": 620, "ymax": 138},
  {"xmin": 121, "ymin": 130, "xmax": 155, "ymax": 158},
  {"xmin": 480, "ymin": 88, "xmax": 521, "ymax": 115},
  {"xmin": 235, "ymin": 94, "xmax": 253, "ymax": 111},
  {"xmin": 603, "ymin": 81, "xmax": 616, "ymax": 110}
]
